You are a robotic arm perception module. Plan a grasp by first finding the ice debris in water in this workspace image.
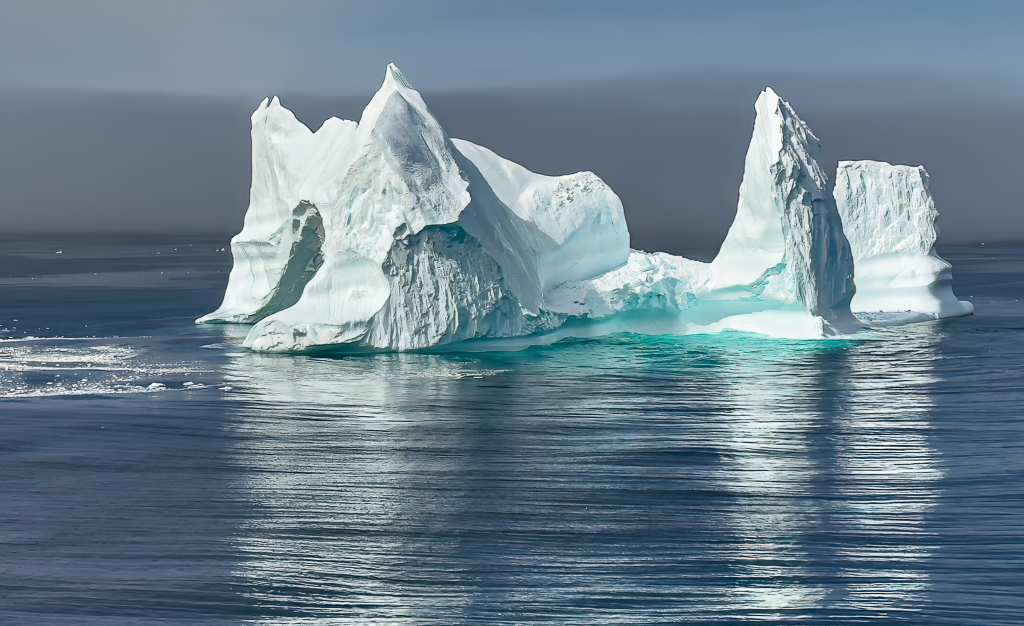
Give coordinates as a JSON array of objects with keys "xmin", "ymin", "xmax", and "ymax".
[{"xmin": 198, "ymin": 64, "xmax": 972, "ymax": 352}]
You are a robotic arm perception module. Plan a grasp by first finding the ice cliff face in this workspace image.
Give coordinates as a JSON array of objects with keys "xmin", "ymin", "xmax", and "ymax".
[
  {"xmin": 200, "ymin": 65, "xmax": 970, "ymax": 352},
  {"xmin": 834, "ymin": 161, "xmax": 973, "ymax": 321}
]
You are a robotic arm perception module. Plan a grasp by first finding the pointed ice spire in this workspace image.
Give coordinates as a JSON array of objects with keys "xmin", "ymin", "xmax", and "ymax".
[
  {"xmin": 711, "ymin": 87, "xmax": 857, "ymax": 331},
  {"xmin": 357, "ymin": 63, "xmax": 435, "ymax": 131}
]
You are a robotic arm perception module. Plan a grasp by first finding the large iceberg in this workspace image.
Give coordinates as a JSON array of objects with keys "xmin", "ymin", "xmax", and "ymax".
[
  {"xmin": 200, "ymin": 65, "xmax": 970, "ymax": 352},
  {"xmin": 200, "ymin": 65, "xmax": 629, "ymax": 351},
  {"xmin": 834, "ymin": 160, "xmax": 973, "ymax": 323}
]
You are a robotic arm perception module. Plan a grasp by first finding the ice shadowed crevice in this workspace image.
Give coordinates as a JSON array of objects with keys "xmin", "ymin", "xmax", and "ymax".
[
  {"xmin": 257, "ymin": 201, "xmax": 325, "ymax": 319},
  {"xmin": 199, "ymin": 199, "xmax": 326, "ymax": 325},
  {"xmin": 197, "ymin": 95, "xmax": 358, "ymax": 324}
]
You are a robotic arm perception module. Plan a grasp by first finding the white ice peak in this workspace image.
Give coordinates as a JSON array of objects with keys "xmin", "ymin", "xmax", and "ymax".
[
  {"xmin": 199, "ymin": 66, "xmax": 971, "ymax": 352},
  {"xmin": 709, "ymin": 88, "xmax": 859, "ymax": 333}
]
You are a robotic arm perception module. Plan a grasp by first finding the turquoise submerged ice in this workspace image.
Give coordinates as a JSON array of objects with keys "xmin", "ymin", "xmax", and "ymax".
[{"xmin": 198, "ymin": 64, "xmax": 972, "ymax": 352}]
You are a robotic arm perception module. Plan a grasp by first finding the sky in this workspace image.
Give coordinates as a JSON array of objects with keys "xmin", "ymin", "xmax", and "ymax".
[{"xmin": 1, "ymin": 0, "xmax": 1022, "ymax": 249}]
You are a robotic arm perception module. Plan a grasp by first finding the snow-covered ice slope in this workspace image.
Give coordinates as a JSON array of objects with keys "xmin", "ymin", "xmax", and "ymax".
[
  {"xmin": 200, "ymin": 66, "xmax": 970, "ymax": 352},
  {"xmin": 452, "ymin": 139, "xmax": 630, "ymax": 312},
  {"xmin": 834, "ymin": 160, "xmax": 973, "ymax": 321}
]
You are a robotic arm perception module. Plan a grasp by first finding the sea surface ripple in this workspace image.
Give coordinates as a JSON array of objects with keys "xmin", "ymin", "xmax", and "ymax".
[{"xmin": 1, "ymin": 237, "xmax": 1022, "ymax": 624}]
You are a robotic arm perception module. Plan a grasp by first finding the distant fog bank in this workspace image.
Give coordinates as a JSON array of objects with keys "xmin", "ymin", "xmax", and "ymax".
[{"xmin": 1, "ymin": 71, "xmax": 1020, "ymax": 253}]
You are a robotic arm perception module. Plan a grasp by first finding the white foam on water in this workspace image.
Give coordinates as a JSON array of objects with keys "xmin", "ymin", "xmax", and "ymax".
[{"xmin": 0, "ymin": 338, "xmax": 215, "ymax": 398}]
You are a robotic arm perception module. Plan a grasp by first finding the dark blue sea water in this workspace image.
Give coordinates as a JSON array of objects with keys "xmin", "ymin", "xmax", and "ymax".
[{"xmin": 1, "ymin": 237, "xmax": 1022, "ymax": 624}]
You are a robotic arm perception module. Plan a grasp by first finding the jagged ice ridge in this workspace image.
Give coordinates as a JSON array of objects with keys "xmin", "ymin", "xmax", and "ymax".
[{"xmin": 198, "ymin": 64, "xmax": 972, "ymax": 352}]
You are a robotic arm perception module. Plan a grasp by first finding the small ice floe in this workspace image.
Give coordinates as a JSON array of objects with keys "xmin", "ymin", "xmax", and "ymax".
[
  {"xmin": 55, "ymin": 250, "xmax": 63, "ymax": 254},
  {"xmin": 147, "ymin": 382, "xmax": 165, "ymax": 390}
]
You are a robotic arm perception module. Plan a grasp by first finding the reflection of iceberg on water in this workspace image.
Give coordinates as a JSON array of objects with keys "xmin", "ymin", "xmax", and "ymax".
[
  {"xmin": 219, "ymin": 325, "xmax": 946, "ymax": 616},
  {"xmin": 707, "ymin": 325, "xmax": 943, "ymax": 615},
  {"xmin": 198, "ymin": 64, "xmax": 972, "ymax": 352}
]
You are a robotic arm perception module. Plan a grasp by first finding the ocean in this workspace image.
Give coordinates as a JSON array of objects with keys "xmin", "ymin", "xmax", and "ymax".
[{"xmin": 1, "ymin": 236, "xmax": 1022, "ymax": 624}]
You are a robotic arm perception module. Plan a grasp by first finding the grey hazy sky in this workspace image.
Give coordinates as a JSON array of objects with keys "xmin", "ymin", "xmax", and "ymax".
[
  {"xmin": 3, "ymin": 0, "xmax": 1023, "ymax": 96},
  {"xmin": 0, "ymin": 0, "xmax": 1022, "ymax": 248}
]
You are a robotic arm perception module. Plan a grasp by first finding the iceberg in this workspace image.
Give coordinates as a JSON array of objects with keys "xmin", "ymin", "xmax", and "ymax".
[
  {"xmin": 834, "ymin": 160, "xmax": 973, "ymax": 323},
  {"xmin": 200, "ymin": 65, "xmax": 969, "ymax": 352},
  {"xmin": 200, "ymin": 64, "xmax": 629, "ymax": 351}
]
